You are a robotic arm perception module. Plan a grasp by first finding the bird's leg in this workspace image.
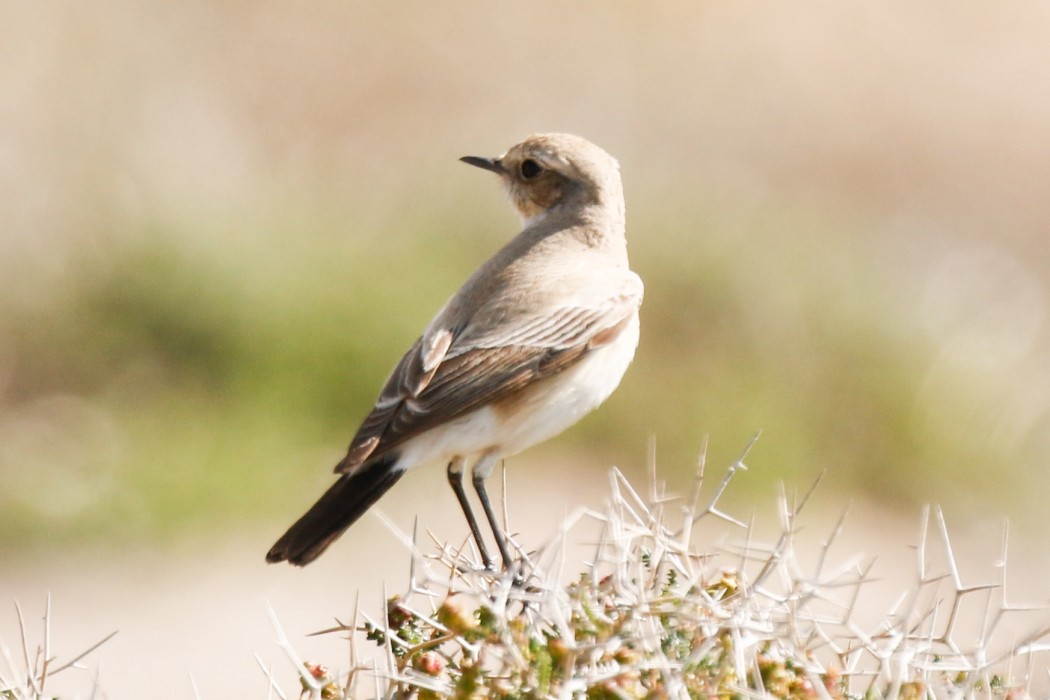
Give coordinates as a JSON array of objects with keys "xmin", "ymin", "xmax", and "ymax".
[
  {"xmin": 447, "ymin": 457, "xmax": 493, "ymax": 570},
  {"xmin": 471, "ymin": 453, "xmax": 515, "ymax": 573}
]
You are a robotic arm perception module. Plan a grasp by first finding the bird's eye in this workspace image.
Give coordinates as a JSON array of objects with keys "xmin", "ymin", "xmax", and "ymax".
[{"xmin": 519, "ymin": 159, "xmax": 543, "ymax": 180}]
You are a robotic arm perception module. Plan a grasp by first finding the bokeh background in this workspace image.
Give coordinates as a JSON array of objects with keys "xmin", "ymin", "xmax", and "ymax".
[{"xmin": 3, "ymin": 1, "xmax": 1050, "ymax": 696}]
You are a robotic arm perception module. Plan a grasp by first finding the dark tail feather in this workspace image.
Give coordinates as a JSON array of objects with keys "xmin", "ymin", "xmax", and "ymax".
[{"xmin": 266, "ymin": 455, "xmax": 404, "ymax": 566}]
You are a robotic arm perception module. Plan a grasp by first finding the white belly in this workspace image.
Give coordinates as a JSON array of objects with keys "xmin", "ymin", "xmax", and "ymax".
[{"xmin": 397, "ymin": 311, "xmax": 640, "ymax": 468}]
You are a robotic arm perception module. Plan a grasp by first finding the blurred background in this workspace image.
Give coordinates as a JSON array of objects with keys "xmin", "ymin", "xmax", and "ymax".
[{"xmin": 3, "ymin": 1, "xmax": 1050, "ymax": 696}]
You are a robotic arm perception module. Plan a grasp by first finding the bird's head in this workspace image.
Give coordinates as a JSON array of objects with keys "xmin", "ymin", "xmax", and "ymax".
[{"xmin": 461, "ymin": 133, "xmax": 622, "ymax": 226}]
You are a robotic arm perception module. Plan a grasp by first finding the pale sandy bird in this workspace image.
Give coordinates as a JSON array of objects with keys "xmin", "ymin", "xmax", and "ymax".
[{"xmin": 266, "ymin": 133, "xmax": 643, "ymax": 570}]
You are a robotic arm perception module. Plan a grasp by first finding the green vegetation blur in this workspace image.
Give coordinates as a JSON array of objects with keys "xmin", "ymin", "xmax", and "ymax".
[{"xmin": 3, "ymin": 2, "xmax": 1049, "ymax": 553}]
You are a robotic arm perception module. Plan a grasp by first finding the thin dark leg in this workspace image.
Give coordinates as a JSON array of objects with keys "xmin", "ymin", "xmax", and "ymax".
[
  {"xmin": 472, "ymin": 459, "xmax": 514, "ymax": 572},
  {"xmin": 447, "ymin": 458, "xmax": 493, "ymax": 570}
]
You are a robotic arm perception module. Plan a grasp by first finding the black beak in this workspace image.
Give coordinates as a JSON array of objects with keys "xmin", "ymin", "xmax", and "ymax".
[{"xmin": 459, "ymin": 156, "xmax": 505, "ymax": 174}]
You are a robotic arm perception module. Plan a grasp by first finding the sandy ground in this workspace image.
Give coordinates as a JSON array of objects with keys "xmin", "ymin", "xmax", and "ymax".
[{"xmin": 5, "ymin": 464, "xmax": 1050, "ymax": 699}]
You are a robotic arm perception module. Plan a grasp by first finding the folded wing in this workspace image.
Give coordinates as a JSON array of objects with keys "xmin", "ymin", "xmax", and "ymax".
[{"xmin": 336, "ymin": 276, "xmax": 642, "ymax": 474}]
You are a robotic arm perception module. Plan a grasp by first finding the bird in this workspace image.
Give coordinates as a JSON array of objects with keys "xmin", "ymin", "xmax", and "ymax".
[{"xmin": 266, "ymin": 133, "xmax": 643, "ymax": 571}]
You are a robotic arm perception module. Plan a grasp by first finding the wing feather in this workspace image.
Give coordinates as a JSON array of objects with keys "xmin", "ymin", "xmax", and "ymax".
[{"xmin": 336, "ymin": 276, "xmax": 642, "ymax": 475}]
